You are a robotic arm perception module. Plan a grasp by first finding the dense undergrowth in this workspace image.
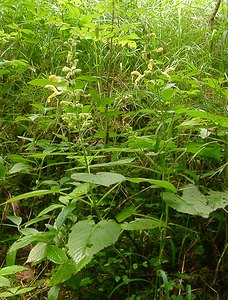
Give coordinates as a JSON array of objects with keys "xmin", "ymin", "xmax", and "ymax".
[{"xmin": 0, "ymin": 0, "xmax": 228, "ymax": 299}]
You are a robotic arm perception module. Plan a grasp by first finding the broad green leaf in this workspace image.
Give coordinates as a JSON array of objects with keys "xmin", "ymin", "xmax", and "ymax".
[
  {"xmin": 175, "ymin": 108, "xmax": 228, "ymax": 128},
  {"xmin": 28, "ymin": 79, "xmax": 66, "ymax": 87},
  {"xmin": 67, "ymin": 220, "xmax": 121, "ymax": 272},
  {"xmin": 161, "ymin": 87, "xmax": 174, "ymax": 101},
  {"xmin": 121, "ymin": 218, "xmax": 163, "ymax": 231},
  {"xmin": 69, "ymin": 183, "xmax": 91, "ymax": 197},
  {"xmin": 186, "ymin": 142, "xmax": 221, "ymax": 161},
  {"xmin": 48, "ymin": 286, "xmax": 60, "ymax": 300},
  {"xmin": 26, "ymin": 242, "xmax": 47, "ymax": 264},
  {"xmin": 163, "ymin": 184, "xmax": 228, "ymax": 218},
  {"xmin": 1, "ymin": 189, "xmax": 61, "ymax": 206},
  {"xmin": 0, "ymin": 276, "xmax": 10, "ymax": 287},
  {"xmin": 48, "ymin": 261, "xmax": 76, "ymax": 286},
  {"xmin": 71, "ymin": 172, "xmax": 125, "ymax": 187},
  {"xmin": 128, "ymin": 136, "xmax": 155, "ymax": 149},
  {"xmin": 116, "ymin": 206, "xmax": 135, "ymax": 222},
  {"xmin": 90, "ymin": 158, "xmax": 135, "ymax": 168},
  {"xmin": 0, "ymin": 266, "xmax": 28, "ymax": 276},
  {"xmin": 127, "ymin": 178, "xmax": 176, "ymax": 193},
  {"xmin": 9, "ymin": 232, "xmax": 56, "ymax": 253},
  {"xmin": 19, "ymin": 228, "xmax": 39, "ymax": 236},
  {"xmin": 8, "ymin": 163, "xmax": 32, "ymax": 175},
  {"xmin": 7, "ymin": 216, "xmax": 22, "ymax": 226},
  {"xmin": 46, "ymin": 245, "xmax": 68, "ymax": 264}
]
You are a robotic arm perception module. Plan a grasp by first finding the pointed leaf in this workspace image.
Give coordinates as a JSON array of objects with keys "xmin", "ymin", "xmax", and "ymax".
[
  {"xmin": 1, "ymin": 189, "xmax": 62, "ymax": 206},
  {"xmin": 116, "ymin": 206, "xmax": 135, "ymax": 222},
  {"xmin": 26, "ymin": 242, "xmax": 47, "ymax": 263},
  {"xmin": 0, "ymin": 266, "xmax": 28, "ymax": 276},
  {"xmin": 163, "ymin": 184, "xmax": 228, "ymax": 218},
  {"xmin": 127, "ymin": 178, "xmax": 176, "ymax": 193},
  {"xmin": 67, "ymin": 220, "xmax": 121, "ymax": 272},
  {"xmin": 47, "ymin": 245, "xmax": 68, "ymax": 264},
  {"xmin": 7, "ymin": 216, "xmax": 22, "ymax": 226},
  {"xmin": 71, "ymin": 172, "xmax": 125, "ymax": 187},
  {"xmin": 48, "ymin": 286, "xmax": 60, "ymax": 300},
  {"xmin": 121, "ymin": 218, "xmax": 164, "ymax": 231},
  {"xmin": 0, "ymin": 276, "xmax": 10, "ymax": 287},
  {"xmin": 37, "ymin": 204, "xmax": 64, "ymax": 218},
  {"xmin": 8, "ymin": 163, "xmax": 32, "ymax": 175}
]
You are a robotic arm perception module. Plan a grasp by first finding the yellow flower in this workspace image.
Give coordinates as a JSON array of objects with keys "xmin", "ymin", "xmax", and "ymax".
[
  {"xmin": 131, "ymin": 71, "xmax": 145, "ymax": 83},
  {"xmin": 45, "ymin": 85, "xmax": 62, "ymax": 102},
  {"xmin": 161, "ymin": 67, "xmax": 175, "ymax": 80},
  {"xmin": 49, "ymin": 75, "xmax": 61, "ymax": 82},
  {"xmin": 147, "ymin": 59, "xmax": 154, "ymax": 71},
  {"xmin": 156, "ymin": 47, "xmax": 164, "ymax": 53}
]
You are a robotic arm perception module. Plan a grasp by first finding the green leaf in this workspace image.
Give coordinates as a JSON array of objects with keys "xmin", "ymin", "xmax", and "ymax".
[
  {"xmin": 175, "ymin": 108, "xmax": 228, "ymax": 128},
  {"xmin": 69, "ymin": 183, "xmax": 91, "ymax": 197},
  {"xmin": 116, "ymin": 206, "xmax": 135, "ymax": 222},
  {"xmin": 8, "ymin": 163, "xmax": 32, "ymax": 175},
  {"xmin": 37, "ymin": 204, "xmax": 64, "ymax": 218},
  {"xmin": 71, "ymin": 172, "xmax": 125, "ymax": 187},
  {"xmin": 0, "ymin": 286, "xmax": 35, "ymax": 297},
  {"xmin": 67, "ymin": 220, "xmax": 121, "ymax": 272},
  {"xmin": 127, "ymin": 178, "xmax": 176, "ymax": 193},
  {"xmin": 48, "ymin": 286, "xmax": 60, "ymax": 300},
  {"xmin": 121, "ymin": 218, "xmax": 163, "ymax": 231},
  {"xmin": 163, "ymin": 184, "xmax": 228, "ymax": 218},
  {"xmin": 48, "ymin": 261, "xmax": 76, "ymax": 286},
  {"xmin": 186, "ymin": 142, "xmax": 221, "ymax": 160},
  {"xmin": 26, "ymin": 242, "xmax": 47, "ymax": 264},
  {"xmin": 28, "ymin": 79, "xmax": 66, "ymax": 88},
  {"xmin": 7, "ymin": 216, "xmax": 22, "ymax": 227},
  {"xmin": 0, "ymin": 276, "xmax": 10, "ymax": 287},
  {"xmin": 90, "ymin": 158, "xmax": 135, "ymax": 168},
  {"xmin": 1, "ymin": 189, "xmax": 61, "ymax": 206},
  {"xmin": 9, "ymin": 232, "xmax": 56, "ymax": 253},
  {"xmin": 54, "ymin": 203, "xmax": 76, "ymax": 230},
  {"xmin": 0, "ymin": 160, "xmax": 5, "ymax": 178},
  {"xmin": 0, "ymin": 266, "xmax": 28, "ymax": 276},
  {"xmin": 46, "ymin": 245, "xmax": 68, "ymax": 264}
]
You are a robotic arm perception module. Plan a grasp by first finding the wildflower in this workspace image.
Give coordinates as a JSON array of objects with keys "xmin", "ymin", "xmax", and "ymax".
[
  {"xmin": 131, "ymin": 71, "xmax": 145, "ymax": 83},
  {"xmin": 142, "ymin": 50, "xmax": 148, "ymax": 61},
  {"xmin": 45, "ymin": 85, "xmax": 62, "ymax": 102},
  {"xmin": 62, "ymin": 66, "xmax": 71, "ymax": 73},
  {"xmin": 161, "ymin": 67, "xmax": 175, "ymax": 80},
  {"xmin": 147, "ymin": 59, "xmax": 154, "ymax": 71},
  {"xmin": 49, "ymin": 75, "xmax": 61, "ymax": 82},
  {"xmin": 156, "ymin": 47, "xmax": 164, "ymax": 53}
]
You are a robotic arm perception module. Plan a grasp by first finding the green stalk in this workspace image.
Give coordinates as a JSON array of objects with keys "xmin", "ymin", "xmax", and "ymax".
[{"xmin": 104, "ymin": 0, "xmax": 115, "ymax": 146}]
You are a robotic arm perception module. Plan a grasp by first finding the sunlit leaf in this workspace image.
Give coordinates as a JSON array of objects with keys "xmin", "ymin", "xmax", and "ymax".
[
  {"xmin": 26, "ymin": 242, "xmax": 47, "ymax": 263},
  {"xmin": 71, "ymin": 172, "xmax": 125, "ymax": 187},
  {"xmin": 67, "ymin": 220, "xmax": 121, "ymax": 272},
  {"xmin": 163, "ymin": 184, "xmax": 228, "ymax": 218},
  {"xmin": 46, "ymin": 245, "xmax": 68, "ymax": 264}
]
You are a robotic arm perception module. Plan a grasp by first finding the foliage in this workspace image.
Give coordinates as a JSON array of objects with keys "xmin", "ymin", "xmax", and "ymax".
[{"xmin": 0, "ymin": 0, "xmax": 227, "ymax": 299}]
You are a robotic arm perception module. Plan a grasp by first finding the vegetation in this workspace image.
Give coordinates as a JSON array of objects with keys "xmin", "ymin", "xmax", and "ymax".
[{"xmin": 0, "ymin": 0, "xmax": 227, "ymax": 299}]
